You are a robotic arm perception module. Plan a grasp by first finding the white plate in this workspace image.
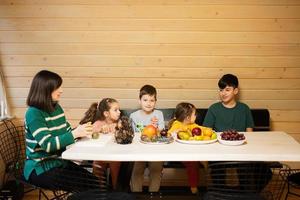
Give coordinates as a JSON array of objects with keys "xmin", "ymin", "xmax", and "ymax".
[
  {"xmin": 217, "ymin": 135, "xmax": 246, "ymax": 146},
  {"xmin": 175, "ymin": 138, "xmax": 217, "ymax": 145},
  {"xmin": 140, "ymin": 137, "xmax": 174, "ymax": 145}
]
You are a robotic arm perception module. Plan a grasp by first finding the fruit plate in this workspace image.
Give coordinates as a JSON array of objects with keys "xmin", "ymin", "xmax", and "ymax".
[
  {"xmin": 175, "ymin": 138, "xmax": 217, "ymax": 145},
  {"xmin": 217, "ymin": 135, "xmax": 246, "ymax": 146},
  {"xmin": 140, "ymin": 136, "xmax": 174, "ymax": 145}
]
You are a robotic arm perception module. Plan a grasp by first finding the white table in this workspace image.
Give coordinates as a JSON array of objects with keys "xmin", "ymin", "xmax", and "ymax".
[{"xmin": 62, "ymin": 132, "xmax": 300, "ymax": 162}]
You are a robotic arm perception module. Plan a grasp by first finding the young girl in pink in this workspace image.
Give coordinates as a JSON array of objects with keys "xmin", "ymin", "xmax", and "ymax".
[
  {"xmin": 80, "ymin": 98, "xmax": 121, "ymax": 190},
  {"xmin": 168, "ymin": 102, "xmax": 209, "ymax": 194}
]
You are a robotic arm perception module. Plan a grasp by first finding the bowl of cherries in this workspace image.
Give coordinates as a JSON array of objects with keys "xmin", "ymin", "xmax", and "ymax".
[{"xmin": 218, "ymin": 130, "xmax": 246, "ymax": 146}]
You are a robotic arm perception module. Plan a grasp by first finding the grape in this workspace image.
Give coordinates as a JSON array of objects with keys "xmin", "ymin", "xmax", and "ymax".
[{"xmin": 220, "ymin": 130, "xmax": 245, "ymax": 141}]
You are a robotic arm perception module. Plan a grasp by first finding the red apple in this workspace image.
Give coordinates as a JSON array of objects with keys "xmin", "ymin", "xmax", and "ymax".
[
  {"xmin": 142, "ymin": 125, "xmax": 157, "ymax": 139},
  {"xmin": 160, "ymin": 129, "xmax": 168, "ymax": 137},
  {"xmin": 191, "ymin": 127, "xmax": 202, "ymax": 136}
]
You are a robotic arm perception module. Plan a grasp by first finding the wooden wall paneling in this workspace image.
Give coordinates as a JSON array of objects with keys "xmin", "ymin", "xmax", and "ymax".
[
  {"xmin": 2, "ymin": 55, "xmax": 300, "ymax": 68},
  {"xmin": 2, "ymin": 66, "xmax": 300, "ymax": 79},
  {"xmin": 1, "ymin": 5, "xmax": 300, "ymax": 18},
  {"xmin": 1, "ymin": 19, "xmax": 300, "ymax": 31},
  {"xmin": 5, "ymin": 77, "xmax": 300, "ymax": 89},
  {"xmin": 2, "ymin": 44, "xmax": 300, "ymax": 56},
  {"xmin": 2, "ymin": 0, "xmax": 300, "ymax": 6},
  {"xmin": 1, "ymin": 31, "xmax": 300, "ymax": 43}
]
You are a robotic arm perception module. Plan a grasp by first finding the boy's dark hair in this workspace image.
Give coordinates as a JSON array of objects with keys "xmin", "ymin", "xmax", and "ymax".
[
  {"xmin": 26, "ymin": 70, "xmax": 62, "ymax": 112},
  {"xmin": 139, "ymin": 85, "xmax": 157, "ymax": 100},
  {"xmin": 79, "ymin": 98, "xmax": 118, "ymax": 124},
  {"xmin": 218, "ymin": 74, "xmax": 239, "ymax": 89}
]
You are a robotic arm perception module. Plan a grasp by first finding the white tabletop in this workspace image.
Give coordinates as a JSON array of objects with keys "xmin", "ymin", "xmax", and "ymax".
[{"xmin": 62, "ymin": 131, "xmax": 300, "ymax": 162}]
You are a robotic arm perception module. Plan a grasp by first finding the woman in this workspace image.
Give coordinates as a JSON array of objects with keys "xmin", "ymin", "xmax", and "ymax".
[{"xmin": 24, "ymin": 70, "xmax": 94, "ymax": 190}]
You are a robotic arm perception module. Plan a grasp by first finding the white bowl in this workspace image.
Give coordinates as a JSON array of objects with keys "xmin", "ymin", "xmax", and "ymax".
[{"xmin": 217, "ymin": 135, "xmax": 246, "ymax": 146}]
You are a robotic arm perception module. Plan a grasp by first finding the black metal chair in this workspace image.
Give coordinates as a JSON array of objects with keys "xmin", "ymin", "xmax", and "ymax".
[
  {"xmin": 204, "ymin": 161, "xmax": 288, "ymax": 200},
  {"xmin": 41, "ymin": 158, "xmax": 135, "ymax": 200},
  {"xmin": 280, "ymin": 168, "xmax": 300, "ymax": 200},
  {"xmin": 0, "ymin": 119, "xmax": 65, "ymax": 200}
]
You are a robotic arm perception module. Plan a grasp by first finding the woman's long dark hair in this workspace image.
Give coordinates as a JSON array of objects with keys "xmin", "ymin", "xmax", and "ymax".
[
  {"xmin": 79, "ymin": 98, "xmax": 118, "ymax": 124},
  {"xmin": 168, "ymin": 102, "xmax": 196, "ymax": 129},
  {"xmin": 26, "ymin": 70, "xmax": 62, "ymax": 112}
]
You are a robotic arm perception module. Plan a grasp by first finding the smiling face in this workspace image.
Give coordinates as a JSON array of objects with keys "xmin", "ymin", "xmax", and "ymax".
[
  {"xmin": 219, "ymin": 86, "xmax": 238, "ymax": 105},
  {"xmin": 139, "ymin": 94, "xmax": 156, "ymax": 114},
  {"xmin": 51, "ymin": 86, "xmax": 63, "ymax": 102},
  {"xmin": 105, "ymin": 102, "xmax": 121, "ymax": 122}
]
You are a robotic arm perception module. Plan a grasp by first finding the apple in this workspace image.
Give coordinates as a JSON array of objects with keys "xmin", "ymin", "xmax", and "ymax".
[
  {"xmin": 191, "ymin": 127, "xmax": 202, "ymax": 136},
  {"xmin": 160, "ymin": 129, "xmax": 168, "ymax": 137},
  {"xmin": 142, "ymin": 125, "xmax": 157, "ymax": 139}
]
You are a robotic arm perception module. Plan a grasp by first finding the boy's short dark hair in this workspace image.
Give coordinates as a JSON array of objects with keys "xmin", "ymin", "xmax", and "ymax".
[
  {"xmin": 218, "ymin": 74, "xmax": 239, "ymax": 89},
  {"xmin": 139, "ymin": 85, "xmax": 157, "ymax": 100}
]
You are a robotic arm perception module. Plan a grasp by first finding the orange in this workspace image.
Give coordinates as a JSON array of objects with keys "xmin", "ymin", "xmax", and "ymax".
[{"xmin": 142, "ymin": 125, "xmax": 157, "ymax": 139}]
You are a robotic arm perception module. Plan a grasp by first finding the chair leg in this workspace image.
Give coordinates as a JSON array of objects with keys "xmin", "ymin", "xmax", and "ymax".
[
  {"xmin": 285, "ymin": 182, "xmax": 290, "ymax": 200},
  {"xmin": 39, "ymin": 189, "xmax": 50, "ymax": 200}
]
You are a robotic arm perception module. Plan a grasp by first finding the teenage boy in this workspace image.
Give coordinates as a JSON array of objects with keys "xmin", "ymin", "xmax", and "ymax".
[
  {"xmin": 130, "ymin": 85, "xmax": 164, "ymax": 193},
  {"xmin": 203, "ymin": 73, "xmax": 254, "ymax": 132},
  {"xmin": 203, "ymin": 74, "xmax": 271, "ymax": 191}
]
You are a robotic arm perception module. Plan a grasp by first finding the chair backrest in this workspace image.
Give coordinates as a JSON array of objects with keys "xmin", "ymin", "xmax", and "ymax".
[
  {"xmin": 0, "ymin": 119, "xmax": 25, "ymax": 184},
  {"xmin": 205, "ymin": 161, "xmax": 288, "ymax": 200}
]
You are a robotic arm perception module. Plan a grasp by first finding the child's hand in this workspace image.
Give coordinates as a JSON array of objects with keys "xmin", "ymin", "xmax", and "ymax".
[
  {"xmin": 100, "ymin": 124, "xmax": 116, "ymax": 134},
  {"xmin": 150, "ymin": 116, "xmax": 158, "ymax": 128}
]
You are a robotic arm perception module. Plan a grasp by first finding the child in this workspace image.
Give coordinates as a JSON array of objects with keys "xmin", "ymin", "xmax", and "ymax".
[
  {"xmin": 203, "ymin": 73, "xmax": 254, "ymax": 132},
  {"xmin": 203, "ymin": 74, "xmax": 263, "ymax": 189},
  {"xmin": 130, "ymin": 85, "xmax": 164, "ymax": 193},
  {"xmin": 80, "ymin": 98, "xmax": 121, "ymax": 190},
  {"xmin": 168, "ymin": 102, "xmax": 210, "ymax": 194}
]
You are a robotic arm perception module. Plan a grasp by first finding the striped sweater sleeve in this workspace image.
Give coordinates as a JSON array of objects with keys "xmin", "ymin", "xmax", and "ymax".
[{"xmin": 26, "ymin": 108, "xmax": 75, "ymax": 153}]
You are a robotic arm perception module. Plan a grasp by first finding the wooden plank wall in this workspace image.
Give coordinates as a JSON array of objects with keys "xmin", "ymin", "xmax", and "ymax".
[{"xmin": 0, "ymin": 0, "xmax": 300, "ymax": 143}]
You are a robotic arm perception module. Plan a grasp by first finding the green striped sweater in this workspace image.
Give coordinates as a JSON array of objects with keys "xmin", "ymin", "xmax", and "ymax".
[{"xmin": 24, "ymin": 104, "xmax": 75, "ymax": 180}]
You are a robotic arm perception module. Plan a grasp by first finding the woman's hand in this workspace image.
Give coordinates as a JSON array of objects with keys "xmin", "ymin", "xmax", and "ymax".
[{"xmin": 72, "ymin": 122, "xmax": 93, "ymax": 138}]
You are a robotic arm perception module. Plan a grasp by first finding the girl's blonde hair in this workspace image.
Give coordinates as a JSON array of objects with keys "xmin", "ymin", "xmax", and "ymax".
[
  {"xmin": 168, "ymin": 102, "xmax": 196, "ymax": 128},
  {"xmin": 79, "ymin": 98, "xmax": 118, "ymax": 124}
]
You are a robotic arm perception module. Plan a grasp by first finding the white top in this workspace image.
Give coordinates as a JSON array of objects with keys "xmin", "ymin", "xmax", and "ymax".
[{"xmin": 62, "ymin": 131, "xmax": 300, "ymax": 162}]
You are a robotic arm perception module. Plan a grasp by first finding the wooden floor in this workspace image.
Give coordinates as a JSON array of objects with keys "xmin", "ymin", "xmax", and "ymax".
[{"xmin": 22, "ymin": 187, "xmax": 300, "ymax": 200}]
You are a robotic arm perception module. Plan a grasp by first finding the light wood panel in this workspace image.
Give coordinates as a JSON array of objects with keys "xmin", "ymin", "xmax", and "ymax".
[
  {"xmin": 1, "ymin": 31, "xmax": 300, "ymax": 43},
  {"xmin": 1, "ymin": 5, "xmax": 300, "ymax": 18},
  {"xmin": 4, "ymin": 77, "xmax": 300, "ymax": 91},
  {"xmin": 2, "ymin": 0, "xmax": 300, "ymax": 5},
  {"xmin": 3, "ymin": 66, "xmax": 300, "ymax": 79},
  {"xmin": 2, "ymin": 44, "xmax": 300, "ymax": 56},
  {"xmin": 2, "ymin": 55, "xmax": 300, "ymax": 68},
  {"xmin": 1, "ymin": 19, "xmax": 300, "ymax": 31},
  {"xmin": 5, "ymin": 77, "xmax": 300, "ymax": 90}
]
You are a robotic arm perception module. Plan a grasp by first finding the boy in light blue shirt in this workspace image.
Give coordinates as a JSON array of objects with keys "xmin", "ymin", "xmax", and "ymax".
[{"xmin": 130, "ymin": 85, "xmax": 164, "ymax": 193}]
